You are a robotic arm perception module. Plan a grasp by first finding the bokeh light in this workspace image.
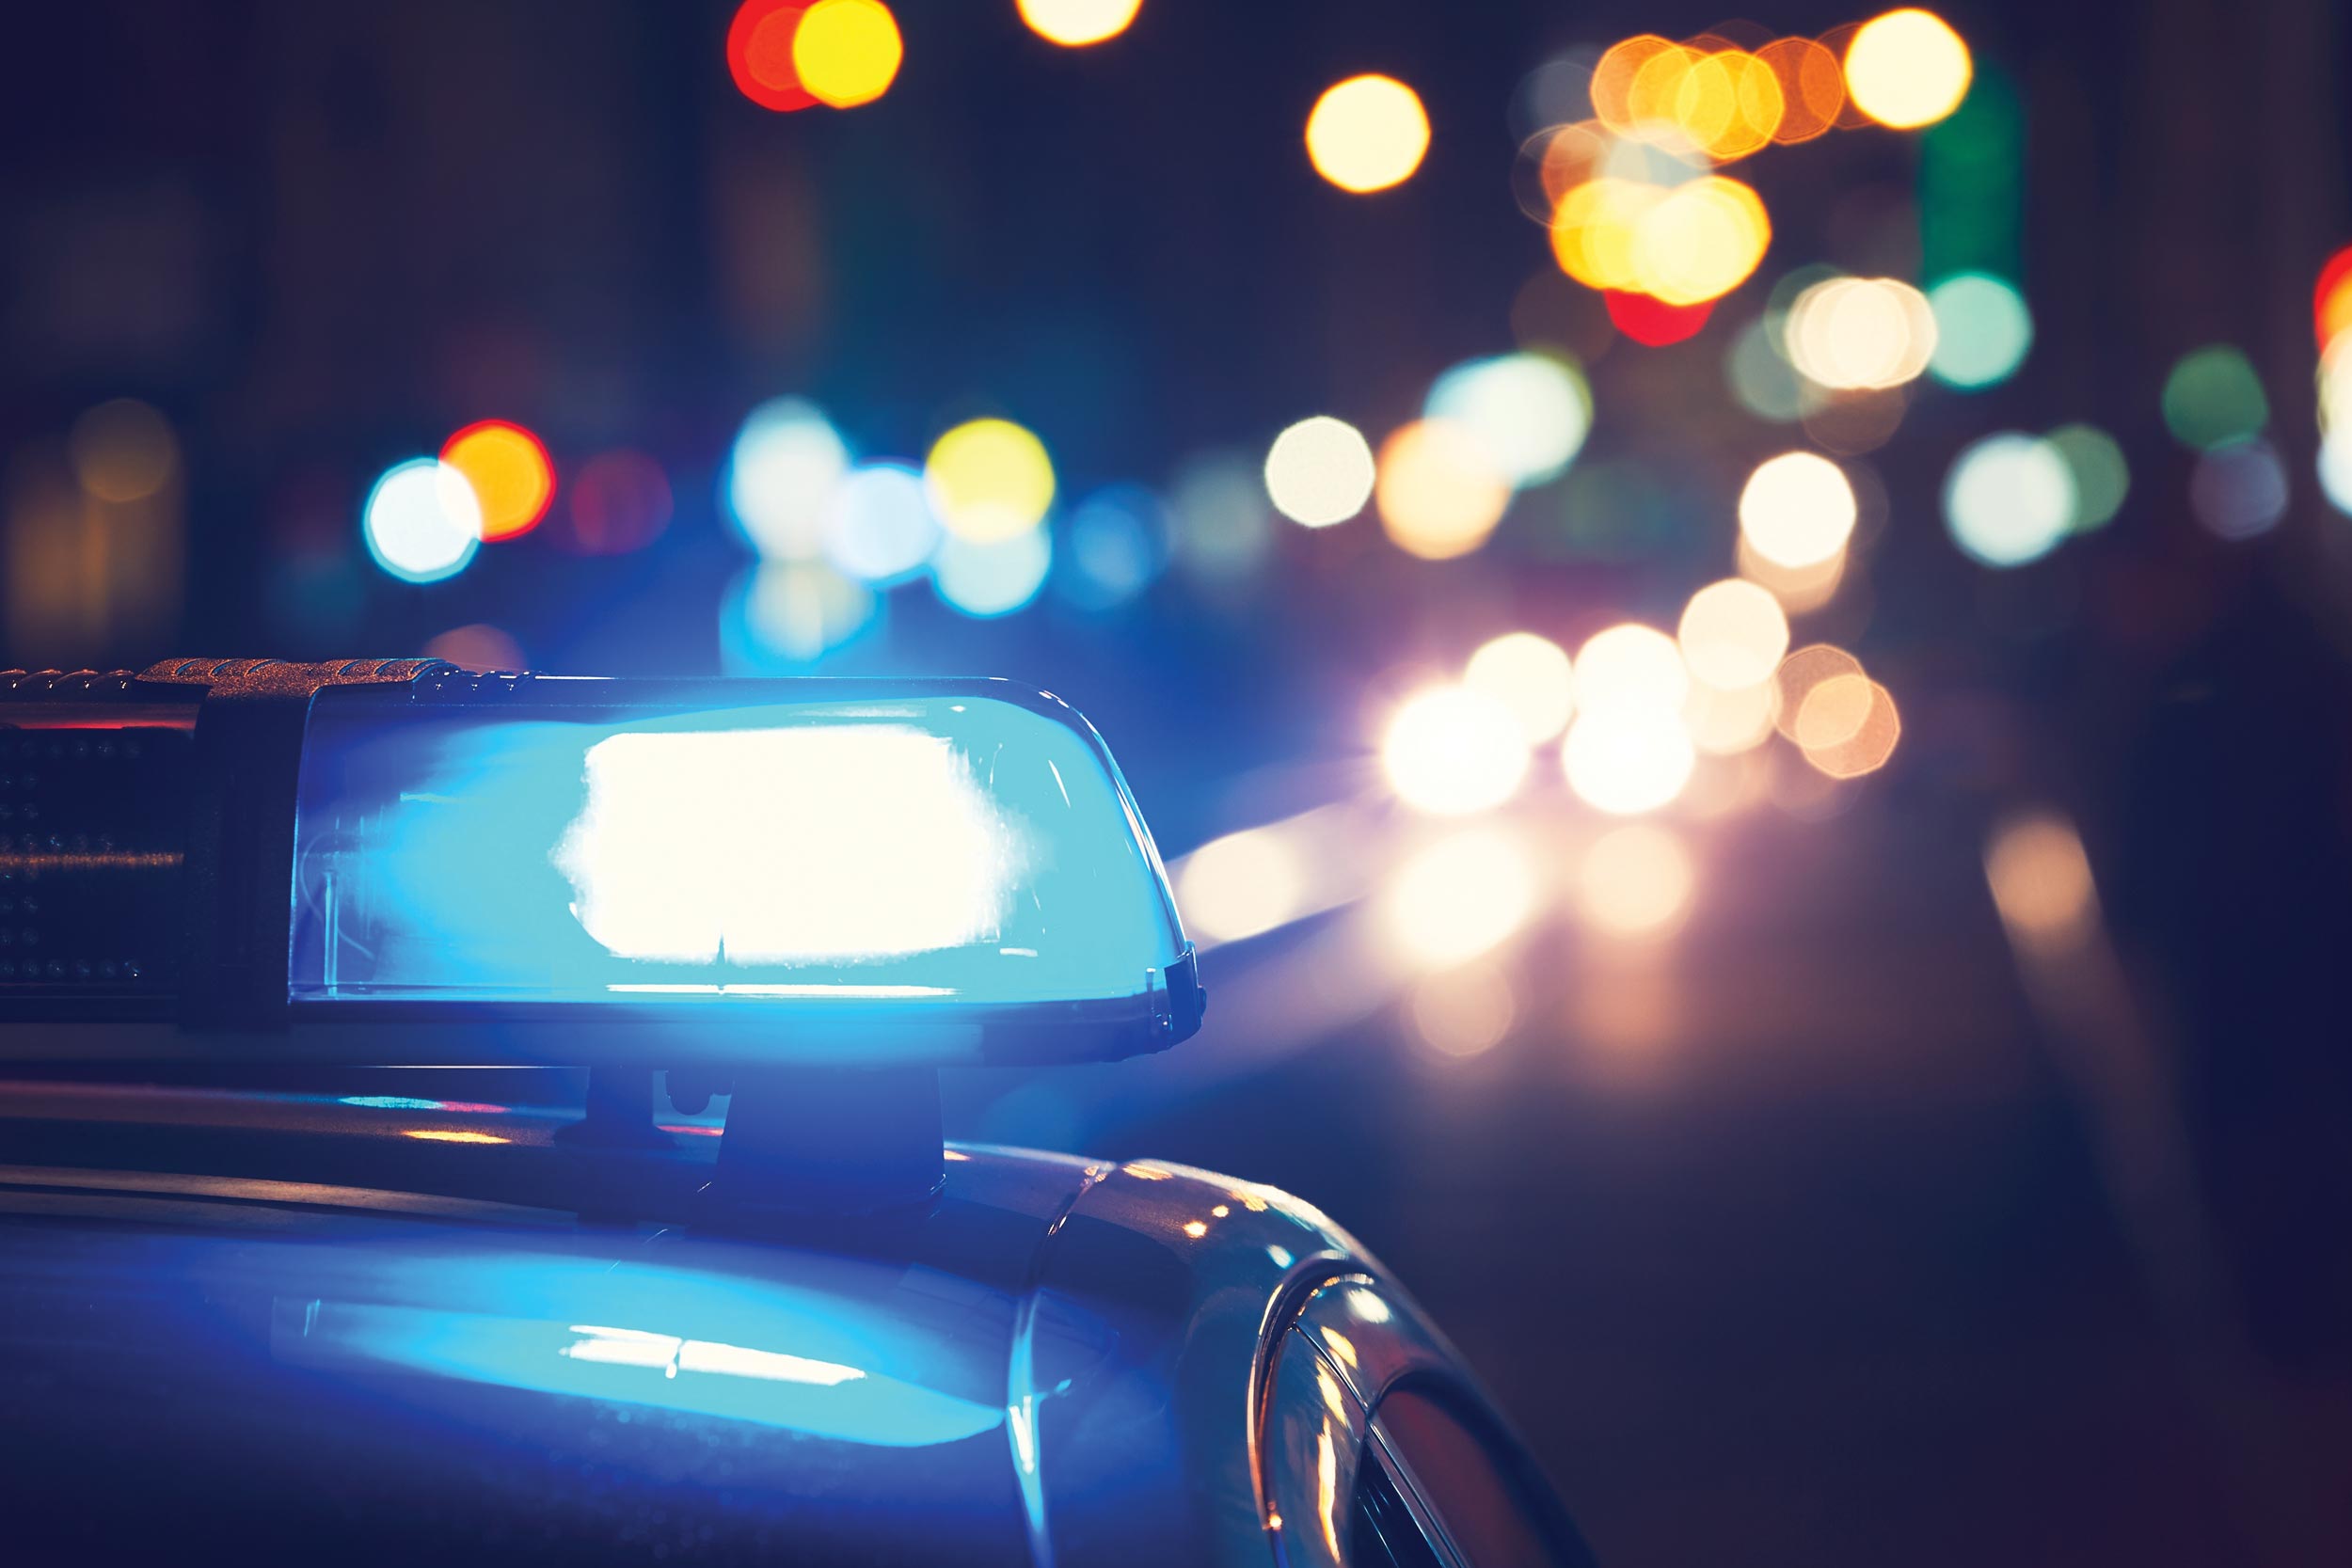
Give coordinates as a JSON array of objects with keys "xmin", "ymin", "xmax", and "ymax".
[
  {"xmin": 1739, "ymin": 451, "xmax": 1857, "ymax": 569},
  {"xmin": 1424, "ymin": 354, "xmax": 1592, "ymax": 489},
  {"xmin": 1632, "ymin": 176, "xmax": 1772, "ymax": 306},
  {"xmin": 1407, "ymin": 960, "xmax": 1518, "ymax": 1057},
  {"xmin": 1305, "ymin": 74, "xmax": 1430, "ymax": 194},
  {"xmin": 1755, "ymin": 37, "xmax": 1845, "ymax": 143},
  {"xmin": 1016, "ymin": 0, "xmax": 1141, "ymax": 47},
  {"xmin": 727, "ymin": 0, "xmax": 815, "ymax": 112},
  {"xmin": 726, "ymin": 560, "xmax": 877, "ymax": 664},
  {"xmin": 2188, "ymin": 438, "xmax": 2290, "ymax": 541},
  {"xmin": 2162, "ymin": 344, "xmax": 2268, "ymax": 451},
  {"xmin": 1384, "ymin": 828, "xmax": 1538, "ymax": 969},
  {"xmin": 1791, "ymin": 671, "xmax": 1875, "ymax": 750},
  {"xmin": 1943, "ymin": 432, "xmax": 2074, "ymax": 566},
  {"xmin": 1843, "ymin": 8, "xmax": 1973, "ymax": 130},
  {"xmin": 932, "ymin": 526, "xmax": 1051, "ymax": 616},
  {"xmin": 728, "ymin": 397, "xmax": 850, "ymax": 560},
  {"xmin": 1381, "ymin": 687, "xmax": 1531, "ymax": 816},
  {"xmin": 1684, "ymin": 677, "xmax": 1779, "ymax": 753},
  {"xmin": 1772, "ymin": 644, "xmax": 1865, "ymax": 743},
  {"xmin": 1551, "ymin": 176, "xmax": 1772, "ymax": 309},
  {"xmin": 1604, "ymin": 289, "xmax": 1714, "ymax": 347},
  {"xmin": 1925, "ymin": 273, "xmax": 2032, "ymax": 388},
  {"xmin": 2312, "ymin": 242, "xmax": 2352, "ymax": 351},
  {"xmin": 1800, "ymin": 678, "xmax": 1901, "ymax": 778},
  {"xmin": 363, "ymin": 459, "xmax": 481, "ymax": 584},
  {"xmin": 1575, "ymin": 623, "xmax": 1687, "ymax": 713},
  {"xmin": 564, "ymin": 450, "xmax": 672, "ymax": 554},
  {"xmin": 1984, "ymin": 811, "xmax": 2099, "ymax": 952},
  {"xmin": 2319, "ymin": 436, "xmax": 2352, "ymax": 517},
  {"xmin": 1177, "ymin": 825, "xmax": 1306, "ymax": 945},
  {"xmin": 424, "ymin": 623, "xmax": 525, "ymax": 673},
  {"xmin": 792, "ymin": 0, "xmax": 901, "ymax": 108},
  {"xmin": 820, "ymin": 461, "xmax": 939, "ymax": 584},
  {"xmin": 68, "ymin": 398, "xmax": 178, "ymax": 502},
  {"xmin": 1787, "ymin": 277, "xmax": 1936, "ymax": 389},
  {"xmin": 1577, "ymin": 823, "xmax": 1694, "ymax": 937},
  {"xmin": 1464, "ymin": 632, "xmax": 1576, "ymax": 743},
  {"xmin": 2046, "ymin": 423, "xmax": 2129, "ymax": 533},
  {"xmin": 1677, "ymin": 578, "xmax": 1790, "ymax": 689},
  {"xmin": 1739, "ymin": 534, "xmax": 1848, "ymax": 615},
  {"xmin": 440, "ymin": 419, "xmax": 554, "ymax": 542},
  {"xmin": 1561, "ymin": 708, "xmax": 1695, "ymax": 816},
  {"xmin": 1264, "ymin": 415, "xmax": 1375, "ymax": 528},
  {"xmin": 1725, "ymin": 317, "xmax": 1820, "ymax": 422},
  {"xmin": 925, "ymin": 418, "xmax": 1056, "ymax": 542},
  {"xmin": 1375, "ymin": 420, "xmax": 1511, "ymax": 560},
  {"xmin": 1059, "ymin": 484, "xmax": 1169, "ymax": 608},
  {"xmin": 1169, "ymin": 451, "xmax": 1275, "ymax": 579}
]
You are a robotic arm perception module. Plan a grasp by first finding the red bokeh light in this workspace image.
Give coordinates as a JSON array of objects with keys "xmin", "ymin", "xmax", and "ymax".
[
  {"xmin": 1603, "ymin": 290, "xmax": 1715, "ymax": 347},
  {"xmin": 727, "ymin": 0, "xmax": 815, "ymax": 112},
  {"xmin": 562, "ymin": 450, "xmax": 674, "ymax": 555}
]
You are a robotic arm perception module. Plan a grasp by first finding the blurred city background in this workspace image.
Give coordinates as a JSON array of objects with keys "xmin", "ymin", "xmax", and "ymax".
[{"xmin": 6, "ymin": 1, "xmax": 2351, "ymax": 1562}]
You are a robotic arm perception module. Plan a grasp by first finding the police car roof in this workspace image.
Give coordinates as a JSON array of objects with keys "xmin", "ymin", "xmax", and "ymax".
[{"xmin": 0, "ymin": 1080, "xmax": 1368, "ymax": 1565}]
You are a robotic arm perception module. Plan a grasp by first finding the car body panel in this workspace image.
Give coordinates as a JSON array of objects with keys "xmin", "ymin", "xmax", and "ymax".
[{"xmin": 0, "ymin": 1081, "xmax": 1469, "ymax": 1566}]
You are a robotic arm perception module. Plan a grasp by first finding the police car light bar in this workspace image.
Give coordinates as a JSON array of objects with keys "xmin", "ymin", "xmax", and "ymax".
[{"xmin": 0, "ymin": 660, "xmax": 1204, "ymax": 1070}]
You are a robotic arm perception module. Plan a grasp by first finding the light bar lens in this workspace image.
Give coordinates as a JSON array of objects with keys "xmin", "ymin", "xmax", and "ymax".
[{"xmin": 289, "ymin": 689, "xmax": 1185, "ymax": 1010}]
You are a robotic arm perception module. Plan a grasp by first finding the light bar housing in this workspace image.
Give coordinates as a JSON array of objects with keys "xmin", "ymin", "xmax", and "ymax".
[{"xmin": 0, "ymin": 660, "xmax": 1202, "ymax": 1069}]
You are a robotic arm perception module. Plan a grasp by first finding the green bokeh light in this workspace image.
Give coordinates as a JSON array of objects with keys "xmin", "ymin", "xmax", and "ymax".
[
  {"xmin": 2046, "ymin": 423, "xmax": 2130, "ymax": 532},
  {"xmin": 2161, "ymin": 345, "xmax": 2269, "ymax": 451}
]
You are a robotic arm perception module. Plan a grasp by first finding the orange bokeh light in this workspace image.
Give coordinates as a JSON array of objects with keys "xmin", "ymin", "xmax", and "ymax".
[
  {"xmin": 2314, "ymin": 243, "xmax": 2352, "ymax": 350},
  {"xmin": 1754, "ymin": 38, "xmax": 1845, "ymax": 142},
  {"xmin": 440, "ymin": 420, "xmax": 554, "ymax": 542},
  {"xmin": 727, "ymin": 0, "xmax": 815, "ymax": 112}
]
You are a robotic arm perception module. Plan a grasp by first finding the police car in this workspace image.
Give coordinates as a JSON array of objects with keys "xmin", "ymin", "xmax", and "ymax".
[{"xmin": 0, "ymin": 658, "xmax": 1594, "ymax": 1566}]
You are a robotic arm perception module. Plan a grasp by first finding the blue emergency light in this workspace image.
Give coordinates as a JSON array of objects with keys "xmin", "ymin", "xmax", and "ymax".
[{"xmin": 0, "ymin": 659, "xmax": 1204, "ymax": 1069}]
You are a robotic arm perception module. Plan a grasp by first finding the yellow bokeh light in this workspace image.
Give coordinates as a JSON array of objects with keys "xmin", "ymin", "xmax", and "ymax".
[
  {"xmin": 1574, "ymin": 623, "xmax": 1687, "ymax": 714},
  {"xmin": 1739, "ymin": 451, "xmax": 1857, "ymax": 569},
  {"xmin": 442, "ymin": 420, "xmax": 554, "ymax": 542},
  {"xmin": 924, "ymin": 418, "xmax": 1056, "ymax": 542},
  {"xmin": 403, "ymin": 1130, "xmax": 512, "ymax": 1145},
  {"xmin": 1984, "ymin": 811, "xmax": 2100, "ymax": 952},
  {"xmin": 1561, "ymin": 708, "xmax": 1694, "ymax": 816},
  {"xmin": 1844, "ymin": 8, "xmax": 1972, "ymax": 129},
  {"xmin": 1384, "ymin": 827, "xmax": 1538, "ymax": 969},
  {"xmin": 1787, "ymin": 277, "xmax": 1937, "ymax": 390},
  {"xmin": 1016, "ymin": 0, "xmax": 1141, "ymax": 48},
  {"xmin": 1675, "ymin": 51, "xmax": 1785, "ymax": 160},
  {"xmin": 1577, "ymin": 823, "xmax": 1694, "ymax": 937},
  {"xmin": 1550, "ymin": 177, "xmax": 1665, "ymax": 293},
  {"xmin": 1631, "ymin": 176, "xmax": 1772, "ymax": 306},
  {"xmin": 1552, "ymin": 175, "xmax": 1769, "ymax": 307},
  {"xmin": 1375, "ymin": 420, "xmax": 1510, "ymax": 560},
  {"xmin": 1381, "ymin": 686, "xmax": 1531, "ymax": 816},
  {"xmin": 1801, "ymin": 678, "xmax": 1900, "ymax": 779},
  {"xmin": 793, "ymin": 0, "xmax": 903, "ymax": 109},
  {"xmin": 1464, "ymin": 631, "xmax": 1576, "ymax": 742},
  {"xmin": 1177, "ymin": 825, "xmax": 1306, "ymax": 944},
  {"xmin": 1677, "ymin": 578, "xmax": 1789, "ymax": 689},
  {"xmin": 1305, "ymin": 74, "xmax": 1430, "ymax": 194},
  {"xmin": 1407, "ymin": 958, "xmax": 1518, "ymax": 1057}
]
